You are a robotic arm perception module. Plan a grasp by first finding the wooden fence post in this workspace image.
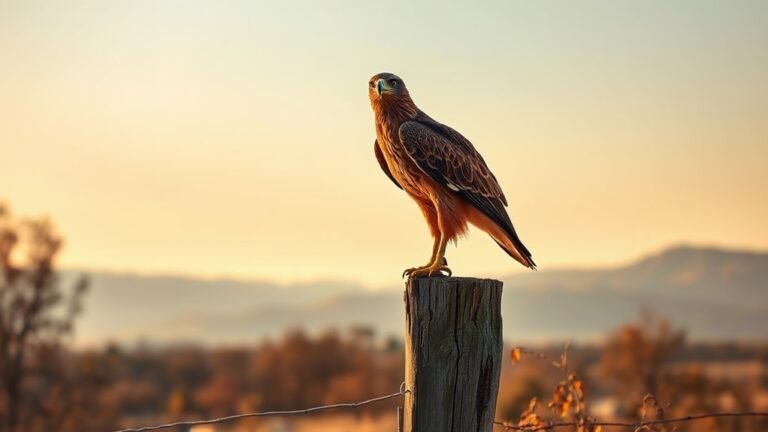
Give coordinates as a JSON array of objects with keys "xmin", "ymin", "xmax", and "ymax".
[{"xmin": 403, "ymin": 277, "xmax": 503, "ymax": 432}]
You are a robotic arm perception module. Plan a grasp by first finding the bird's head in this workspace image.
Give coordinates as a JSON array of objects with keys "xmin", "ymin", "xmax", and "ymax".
[
  {"xmin": 368, "ymin": 72, "xmax": 407, "ymax": 98},
  {"xmin": 368, "ymin": 72, "xmax": 416, "ymax": 118}
]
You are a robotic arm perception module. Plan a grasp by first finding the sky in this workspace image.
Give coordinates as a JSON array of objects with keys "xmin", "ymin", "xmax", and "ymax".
[{"xmin": 1, "ymin": 0, "xmax": 767, "ymax": 287}]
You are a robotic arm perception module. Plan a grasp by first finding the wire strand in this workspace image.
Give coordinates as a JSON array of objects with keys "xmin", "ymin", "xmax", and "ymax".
[{"xmin": 114, "ymin": 385, "xmax": 409, "ymax": 432}]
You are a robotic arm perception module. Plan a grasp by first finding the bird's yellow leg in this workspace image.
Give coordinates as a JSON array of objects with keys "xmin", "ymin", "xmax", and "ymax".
[
  {"xmin": 407, "ymin": 235, "xmax": 452, "ymax": 279},
  {"xmin": 402, "ymin": 237, "xmax": 440, "ymax": 278}
]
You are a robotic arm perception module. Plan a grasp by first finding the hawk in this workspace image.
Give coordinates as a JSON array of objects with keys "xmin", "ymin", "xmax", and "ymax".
[{"xmin": 369, "ymin": 72, "xmax": 536, "ymax": 278}]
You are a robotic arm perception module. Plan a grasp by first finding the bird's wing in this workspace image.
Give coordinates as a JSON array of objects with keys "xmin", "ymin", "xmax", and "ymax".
[
  {"xmin": 398, "ymin": 119, "xmax": 532, "ymax": 259},
  {"xmin": 374, "ymin": 139, "xmax": 402, "ymax": 190}
]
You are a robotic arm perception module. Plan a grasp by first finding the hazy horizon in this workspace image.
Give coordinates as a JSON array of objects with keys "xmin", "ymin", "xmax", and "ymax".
[
  {"xmin": 65, "ymin": 244, "xmax": 768, "ymax": 347},
  {"xmin": 60, "ymin": 241, "xmax": 768, "ymax": 286}
]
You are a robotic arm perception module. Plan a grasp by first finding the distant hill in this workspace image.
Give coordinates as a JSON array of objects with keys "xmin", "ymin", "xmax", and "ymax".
[
  {"xmin": 500, "ymin": 245, "xmax": 768, "ymax": 341},
  {"xmin": 66, "ymin": 245, "xmax": 768, "ymax": 347}
]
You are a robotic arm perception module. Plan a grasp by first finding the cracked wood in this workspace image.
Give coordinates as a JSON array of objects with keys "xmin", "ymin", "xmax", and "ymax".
[{"xmin": 403, "ymin": 277, "xmax": 503, "ymax": 432}]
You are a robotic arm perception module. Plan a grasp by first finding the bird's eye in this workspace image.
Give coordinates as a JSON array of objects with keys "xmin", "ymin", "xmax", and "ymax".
[{"xmin": 389, "ymin": 79, "xmax": 398, "ymax": 86}]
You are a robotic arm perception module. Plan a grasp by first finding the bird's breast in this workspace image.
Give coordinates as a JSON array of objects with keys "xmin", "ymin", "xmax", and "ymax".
[{"xmin": 377, "ymin": 129, "xmax": 429, "ymax": 197}]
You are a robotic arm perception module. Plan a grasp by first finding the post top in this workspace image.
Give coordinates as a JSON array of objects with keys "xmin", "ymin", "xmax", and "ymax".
[{"xmin": 406, "ymin": 276, "xmax": 502, "ymax": 286}]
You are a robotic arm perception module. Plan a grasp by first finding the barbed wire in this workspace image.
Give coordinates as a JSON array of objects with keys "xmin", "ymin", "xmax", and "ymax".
[
  {"xmin": 114, "ymin": 383, "xmax": 410, "ymax": 432},
  {"xmin": 493, "ymin": 411, "xmax": 768, "ymax": 431}
]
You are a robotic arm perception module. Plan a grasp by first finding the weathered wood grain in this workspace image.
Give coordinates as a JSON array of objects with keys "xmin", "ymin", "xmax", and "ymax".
[{"xmin": 403, "ymin": 277, "xmax": 503, "ymax": 432}]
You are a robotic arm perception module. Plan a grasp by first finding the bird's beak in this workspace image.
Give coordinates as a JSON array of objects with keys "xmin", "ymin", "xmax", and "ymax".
[{"xmin": 376, "ymin": 79, "xmax": 393, "ymax": 96}]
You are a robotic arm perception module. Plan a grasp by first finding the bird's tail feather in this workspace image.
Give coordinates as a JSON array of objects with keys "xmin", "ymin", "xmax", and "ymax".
[
  {"xmin": 493, "ymin": 238, "xmax": 537, "ymax": 270},
  {"xmin": 466, "ymin": 206, "xmax": 536, "ymax": 270}
]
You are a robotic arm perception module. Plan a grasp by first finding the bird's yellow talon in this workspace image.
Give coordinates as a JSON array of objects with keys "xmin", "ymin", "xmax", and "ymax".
[
  {"xmin": 403, "ymin": 265, "xmax": 431, "ymax": 279},
  {"xmin": 407, "ymin": 264, "xmax": 452, "ymax": 279}
]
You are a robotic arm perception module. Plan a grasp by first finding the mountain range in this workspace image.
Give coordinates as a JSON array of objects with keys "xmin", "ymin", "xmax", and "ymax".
[{"xmin": 65, "ymin": 245, "xmax": 768, "ymax": 347}]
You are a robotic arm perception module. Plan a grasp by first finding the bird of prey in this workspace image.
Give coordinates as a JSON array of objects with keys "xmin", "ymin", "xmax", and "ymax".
[{"xmin": 369, "ymin": 72, "xmax": 536, "ymax": 278}]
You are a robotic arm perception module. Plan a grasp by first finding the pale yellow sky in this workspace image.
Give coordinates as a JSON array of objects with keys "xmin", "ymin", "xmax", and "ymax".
[{"xmin": 2, "ymin": 1, "xmax": 767, "ymax": 286}]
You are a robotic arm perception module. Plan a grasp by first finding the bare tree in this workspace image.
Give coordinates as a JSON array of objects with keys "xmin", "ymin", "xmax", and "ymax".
[{"xmin": 0, "ymin": 202, "xmax": 88, "ymax": 432}]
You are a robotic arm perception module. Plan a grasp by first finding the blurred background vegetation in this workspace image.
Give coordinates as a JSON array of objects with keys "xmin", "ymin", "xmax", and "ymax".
[{"xmin": 2, "ymin": 202, "xmax": 767, "ymax": 432}]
